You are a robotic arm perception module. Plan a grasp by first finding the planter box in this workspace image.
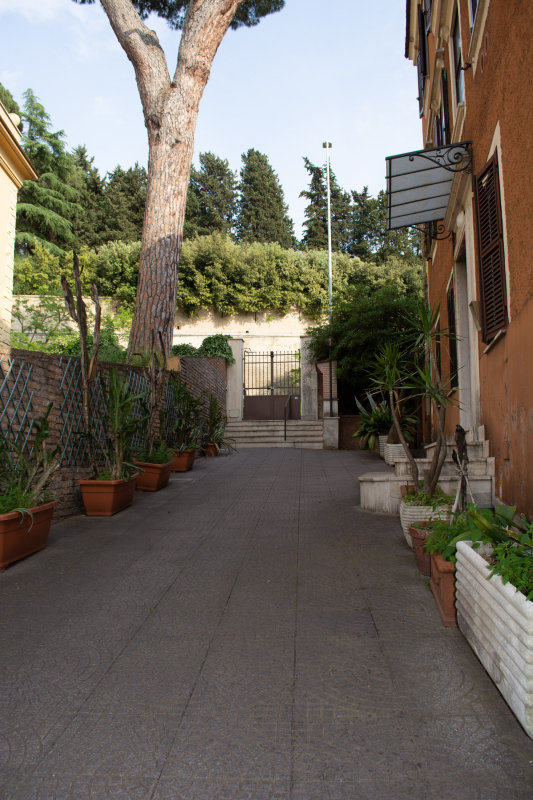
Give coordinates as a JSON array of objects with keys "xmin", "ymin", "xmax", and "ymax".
[
  {"xmin": 384, "ymin": 443, "xmax": 409, "ymax": 466},
  {"xmin": 409, "ymin": 522, "xmax": 431, "ymax": 576},
  {"xmin": 133, "ymin": 459, "xmax": 173, "ymax": 491},
  {"xmin": 171, "ymin": 449, "xmax": 195, "ymax": 472},
  {"xmin": 399, "ymin": 500, "xmax": 450, "ymax": 548},
  {"xmin": 78, "ymin": 474, "xmax": 138, "ymax": 517},
  {"xmin": 456, "ymin": 541, "xmax": 533, "ymax": 739},
  {"xmin": 0, "ymin": 500, "xmax": 57, "ymax": 569},
  {"xmin": 430, "ymin": 552, "xmax": 457, "ymax": 627}
]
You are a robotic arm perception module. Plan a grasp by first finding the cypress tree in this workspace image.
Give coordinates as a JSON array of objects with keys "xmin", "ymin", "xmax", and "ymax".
[
  {"xmin": 185, "ymin": 152, "xmax": 237, "ymax": 238},
  {"xmin": 236, "ymin": 149, "xmax": 295, "ymax": 248}
]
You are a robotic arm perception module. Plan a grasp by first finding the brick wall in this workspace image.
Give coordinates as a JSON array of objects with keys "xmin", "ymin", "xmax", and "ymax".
[{"xmin": 2, "ymin": 350, "xmax": 227, "ymax": 518}]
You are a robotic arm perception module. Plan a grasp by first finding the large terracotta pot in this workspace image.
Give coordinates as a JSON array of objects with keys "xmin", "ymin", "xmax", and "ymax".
[
  {"xmin": 205, "ymin": 443, "xmax": 217, "ymax": 458},
  {"xmin": 132, "ymin": 459, "xmax": 173, "ymax": 491},
  {"xmin": 430, "ymin": 552, "xmax": 457, "ymax": 627},
  {"xmin": 77, "ymin": 474, "xmax": 138, "ymax": 517},
  {"xmin": 0, "ymin": 500, "xmax": 57, "ymax": 569},
  {"xmin": 171, "ymin": 449, "xmax": 195, "ymax": 472},
  {"xmin": 409, "ymin": 521, "xmax": 432, "ymax": 576}
]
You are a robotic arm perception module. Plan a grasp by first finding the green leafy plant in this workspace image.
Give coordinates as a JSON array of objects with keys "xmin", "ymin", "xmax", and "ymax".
[
  {"xmin": 196, "ymin": 334, "xmax": 235, "ymax": 364},
  {"xmin": 202, "ymin": 393, "xmax": 236, "ymax": 454},
  {"xmin": 171, "ymin": 343, "xmax": 198, "ymax": 357},
  {"xmin": 0, "ymin": 403, "xmax": 60, "ymax": 516},
  {"xmin": 132, "ymin": 440, "xmax": 173, "ymax": 464},
  {"xmin": 423, "ymin": 512, "xmax": 472, "ymax": 563},
  {"xmin": 462, "ymin": 505, "xmax": 533, "ymax": 599},
  {"xmin": 92, "ymin": 369, "xmax": 150, "ymax": 480},
  {"xmin": 354, "ymin": 394, "xmax": 392, "ymax": 450},
  {"xmin": 402, "ymin": 483, "xmax": 453, "ymax": 509},
  {"xmin": 167, "ymin": 377, "xmax": 205, "ymax": 454}
]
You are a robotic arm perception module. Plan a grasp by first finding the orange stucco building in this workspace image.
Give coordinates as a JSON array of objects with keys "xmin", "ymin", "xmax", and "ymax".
[{"xmin": 391, "ymin": 0, "xmax": 533, "ymax": 517}]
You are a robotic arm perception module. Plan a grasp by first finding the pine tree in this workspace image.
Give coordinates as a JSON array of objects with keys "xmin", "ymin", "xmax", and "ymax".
[
  {"xmin": 300, "ymin": 157, "xmax": 352, "ymax": 252},
  {"xmin": 0, "ymin": 81, "xmax": 22, "ymax": 129},
  {"xmin": 69, "ymin": 145, "xmax": 107, "ymax": 248},
  {"xmin": 236, "ymin": 149, "xmax": 295, "ymax": 247},
  {"xmin": 101, "ymin": 164, "xmax": 147, "ymax": 243},
  {"xmin": 16, "ymin": 89, "xmax": 80, "ymax": 255},
  {"xmin": 184, "ymin": 152, "xmax": 237, "ymax": 238}
]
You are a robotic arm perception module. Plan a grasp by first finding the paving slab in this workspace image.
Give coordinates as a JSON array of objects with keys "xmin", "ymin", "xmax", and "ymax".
[{"xmin": 1, "ymin": 448, "xmax": 533, "ymax": 799}]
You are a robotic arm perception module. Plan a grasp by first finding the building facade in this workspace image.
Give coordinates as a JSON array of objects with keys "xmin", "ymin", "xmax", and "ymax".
[
  {"xmin": 0, "ymin": 101, "xmax": 37, "ymax": 352},
  {"xmin": 395, "ymin": 0, "xmax": 533, "ymax": 516}
]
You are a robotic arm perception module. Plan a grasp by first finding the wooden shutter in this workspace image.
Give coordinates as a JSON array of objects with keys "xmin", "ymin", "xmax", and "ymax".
[{"xmin": 474, "ymin": 152, "xmax": 508, "ymax": 342}]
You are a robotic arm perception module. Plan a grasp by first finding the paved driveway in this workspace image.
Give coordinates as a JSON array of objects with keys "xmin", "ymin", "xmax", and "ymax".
[{"xmin": 1, "ymin": 448, "xmax": 533, "ymax": 799}]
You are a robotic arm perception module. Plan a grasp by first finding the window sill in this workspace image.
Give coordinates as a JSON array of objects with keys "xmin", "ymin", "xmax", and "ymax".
[{"xmin": 483, "ymin": 328, "xmax": 506, "ymax": 354}]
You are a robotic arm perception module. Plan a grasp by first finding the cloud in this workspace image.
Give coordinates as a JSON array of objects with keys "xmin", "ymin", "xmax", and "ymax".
[{"xmin": 0, "ymin": 0, "xmax": 69, "ymax": 23}]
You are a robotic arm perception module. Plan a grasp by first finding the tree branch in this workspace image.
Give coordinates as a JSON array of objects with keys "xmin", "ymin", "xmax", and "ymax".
[
  {"xmin": 173, "ymin": 0, "xmax": 246, "ymax": 88},
  {"xmin": 100, "ymin": 0, "xmax": 171, "ymax": 118}
]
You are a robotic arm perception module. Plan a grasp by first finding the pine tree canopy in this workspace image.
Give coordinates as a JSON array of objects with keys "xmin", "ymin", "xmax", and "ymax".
[{"xmin": 74, "ymin": 0, "xmax": 285, "ymax": 29}]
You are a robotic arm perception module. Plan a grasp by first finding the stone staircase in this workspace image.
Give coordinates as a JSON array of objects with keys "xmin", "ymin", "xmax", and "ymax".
[
  {"xmin": 225, "ymin": 419, "xmax": 324, "ymax": 449},
  {"xmin": 360, "ymin": 426, "xmax": 495, "ymax": 513}
]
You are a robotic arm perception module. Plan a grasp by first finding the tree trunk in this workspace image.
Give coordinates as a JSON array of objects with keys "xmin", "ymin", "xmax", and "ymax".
[{"xmin": 99, "ymin": 0, "xmax": 245, "ymax": 358}]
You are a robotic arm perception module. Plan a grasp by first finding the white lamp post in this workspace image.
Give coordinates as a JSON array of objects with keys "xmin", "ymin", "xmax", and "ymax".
[{"xmin": 322, "ymin": 141, "xmax": 333, "ymax": 317}]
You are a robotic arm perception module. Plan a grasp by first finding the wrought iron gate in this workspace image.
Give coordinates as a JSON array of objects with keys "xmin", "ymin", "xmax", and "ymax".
[{"xmin": 243, "ymin": 350, "xmax": 300, "ymax": 420}]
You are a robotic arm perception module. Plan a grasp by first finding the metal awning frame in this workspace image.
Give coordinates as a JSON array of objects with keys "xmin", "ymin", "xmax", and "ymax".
[{"xmin": 386, "ymin": 141, "xmax": 473, "ymax": 238}]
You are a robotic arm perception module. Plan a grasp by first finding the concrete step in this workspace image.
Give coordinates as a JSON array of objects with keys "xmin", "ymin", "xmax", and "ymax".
[{"xmin": 226, "ymin": 419, "xmax": 324, "ymax": 449}]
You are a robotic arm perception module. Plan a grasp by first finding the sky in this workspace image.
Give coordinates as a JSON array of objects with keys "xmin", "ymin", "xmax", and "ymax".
[{"xmin": 0, "ymin": 0, "xmax": 423, "ymax": 238}]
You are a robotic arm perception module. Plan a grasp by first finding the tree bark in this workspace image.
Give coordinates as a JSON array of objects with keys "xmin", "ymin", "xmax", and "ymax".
[{"xmin": 99, "ymin": 0, "xmax": 245, "ymax": 357}]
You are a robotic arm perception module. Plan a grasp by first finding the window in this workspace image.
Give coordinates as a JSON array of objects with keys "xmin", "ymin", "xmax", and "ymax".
[
  {"xmin": 447, "ymin": 279, "xmax": 458, "ymax": 387},
  {"xmin": 469, "ymin": 0, "xmax": 478, "ymax": 23},
  {"xmin": 417, "ymin": 4, "xmax": 429, "ymax": 116},
  {"xmin": 434, "ymin": 71, "xmax": 450, "ymax": 146},
  {"xmin": 474, "ymin": 151, "xmax": 508, "ymax": 342},
  {"xmin": 452, "ymin": 9, "xmax": 465, "ymax": 105}
]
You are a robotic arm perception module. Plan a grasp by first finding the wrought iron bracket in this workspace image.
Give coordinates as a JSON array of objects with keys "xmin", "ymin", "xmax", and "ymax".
[
  {"xmin": 410, "ymin": 222, "xmax": 453, "ymax": 241},
  {"xmin": 408, "ymin": 141, "xmax": 472, "ymax": 174}
]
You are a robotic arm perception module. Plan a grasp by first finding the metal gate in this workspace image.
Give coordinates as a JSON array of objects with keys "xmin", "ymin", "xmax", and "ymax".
[{"xmin": 243, "ymin": 350, "xmax": 300, "ymax": 420}]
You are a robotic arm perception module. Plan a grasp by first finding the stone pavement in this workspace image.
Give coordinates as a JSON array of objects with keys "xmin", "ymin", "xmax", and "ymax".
[{"xmin": 1, "ymin": 448, "xmax": 533, "ymax": 800}]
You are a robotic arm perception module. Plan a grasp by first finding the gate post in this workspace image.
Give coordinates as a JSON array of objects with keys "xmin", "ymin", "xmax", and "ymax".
[
  {"xmin": 227, "ymin": 338, "xmax": 244, "ymax": 420},
  {"xmin": 300, "ymin": 336, "xmax": 318, "ymax": 420}
]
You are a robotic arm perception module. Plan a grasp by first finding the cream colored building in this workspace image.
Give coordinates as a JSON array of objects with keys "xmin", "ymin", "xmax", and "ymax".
[{"xmin": 0, "ymin": 101, "xmax": 37, "ymax": 352}]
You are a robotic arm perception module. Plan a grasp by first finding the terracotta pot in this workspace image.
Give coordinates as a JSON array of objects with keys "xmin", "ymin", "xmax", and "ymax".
[
  {"xmin": 171, "ymin": 449, "xmax": 195, "ymax": 472},
  {"xmin": 430, "ymin": 552, "xmax": 457, "ymax": 627},
  {"xmin": 132, "ymin": 459, "xmax": 173, "ymax": 491},
  {"xmin": 77, "ymin": 474, "xmax": 138, "ymax": 517},
  {"xmin": 205, "ymin": 443, "xmax": 217, "ymax": 457},
  {"xmin": 0, "ymin": 500, "xmax": 57, "ymax": 569},
  {"xmin": 409, "ymin": 521, "xmax": 431, "ymax": 576}
]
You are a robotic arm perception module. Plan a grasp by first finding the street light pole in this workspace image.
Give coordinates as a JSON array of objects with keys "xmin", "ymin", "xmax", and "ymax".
[{"xmin": 322, "ymin": 141, "xmax": 333, "ymax": 317}]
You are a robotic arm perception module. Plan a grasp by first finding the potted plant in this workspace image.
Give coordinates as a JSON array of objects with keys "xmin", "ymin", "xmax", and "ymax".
[
  {"xmin": 167, "ymin": 377, "xmax": 204, "ymax": 471},
  {"xmin": 202, "ymin": 393, "xmax": 236, "ymax": 457},
  {"xmin": 454, "ymin": 505, "xmax": 533, "ymax": 738},
  {"xmin": 354, "ymin": 393, "xmax": 393, "ymax": 456},
  {"xmin": 77, "ymin": 369, "xmax": 149, "ymax": 516},
  {"xmin": 132, "ymin": 440, "xmax": 174, "ymax": 492},
  {"xmin": 0, "ymin": 404, "xmax": 60, "ymax": 569},
  {"xmin": 399, "ymin": 484, "xmax": 453, "ymax": 547},
  {"xmin": 422, "ymin": 512, "xmax": 475, "ymax": 627}
]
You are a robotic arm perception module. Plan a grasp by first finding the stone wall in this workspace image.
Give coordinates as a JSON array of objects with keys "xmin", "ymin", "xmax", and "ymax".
[{"xmin": 2, "ymin": 350, "xmax": 227, "ymax": 519}]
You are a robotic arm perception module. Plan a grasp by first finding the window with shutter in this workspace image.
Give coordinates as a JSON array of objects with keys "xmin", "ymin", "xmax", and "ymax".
[
  {"xmin": 474, "ymin": 152, "xmax": 508, "ymax": 342},
  {"xmin": 447, "ymin": 278, "xmax": 458, "ymax": 387},
  {"xmin": 417, "ymin": 4, "xmax": 429, "ymax": 117},
  {"xmin": 452, "ymin": 8, "xmax": 465, "ymax": 106}
]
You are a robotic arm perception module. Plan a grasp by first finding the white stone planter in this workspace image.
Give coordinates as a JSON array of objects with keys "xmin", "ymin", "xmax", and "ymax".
[
  {"xmin": 456, "ymin": 541, "xmax": 533, "ymax": 739},
  {"xmin": 384, "ymin": 442, "xmax": 409, "ymax": 466},
  {"xmin": 398, "ymin": 500, "xmax": 450, "ymax": 548},
  {"xmin": 378, "ymin": 435, "xmax": 388, "ymax": 459}
]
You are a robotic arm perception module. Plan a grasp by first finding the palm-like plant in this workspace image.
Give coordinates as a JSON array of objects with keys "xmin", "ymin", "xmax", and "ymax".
[{"xmin": 370, "ymin": 301, "xmax": 456, "ymax": 497}]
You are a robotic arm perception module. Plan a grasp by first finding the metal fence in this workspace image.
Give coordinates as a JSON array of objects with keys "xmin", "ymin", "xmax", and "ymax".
[{"xmin": 243, "ymin": 350, "xmax": 300, "ymax": 396}]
